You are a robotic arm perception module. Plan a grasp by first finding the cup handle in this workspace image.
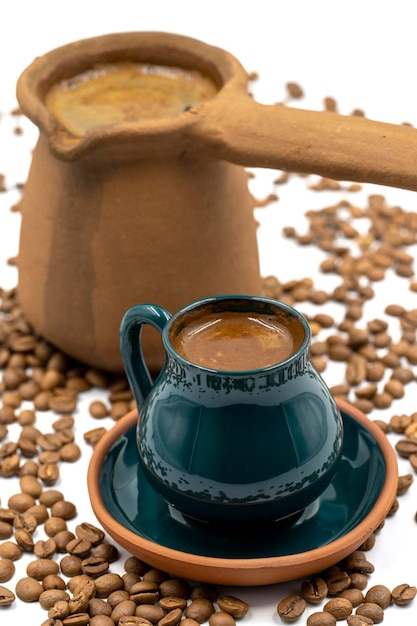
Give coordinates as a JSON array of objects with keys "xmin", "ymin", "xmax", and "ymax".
[{"xmin": 119, "ymin": 304, "xmax": 172, "ymax": 411}]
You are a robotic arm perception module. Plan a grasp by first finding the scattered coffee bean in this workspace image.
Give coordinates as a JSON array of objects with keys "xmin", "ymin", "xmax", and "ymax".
[
  {"xmin": 391, "ymin": 583, "xmax": 417, "ymax": 605},
  {"xmin": 277, "ymin": 594, "xmax": 306, "ymax": 621}
]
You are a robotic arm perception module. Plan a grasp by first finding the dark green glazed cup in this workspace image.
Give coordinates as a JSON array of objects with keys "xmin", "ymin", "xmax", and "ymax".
[{"xmin": 119, "ymin": 295, "xmax": 343, "ymax": 526}]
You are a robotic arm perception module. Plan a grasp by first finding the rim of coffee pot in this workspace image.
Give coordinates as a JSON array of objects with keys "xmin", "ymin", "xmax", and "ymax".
[{"xmin": 15, "ymin": 31, "xmax": 250, "ymax": 160}]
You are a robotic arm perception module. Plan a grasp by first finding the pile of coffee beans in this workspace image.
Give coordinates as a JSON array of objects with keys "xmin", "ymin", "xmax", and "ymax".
[{"xmin": 276, "ymin": 547, "xmax": 416, "ymax": 623}]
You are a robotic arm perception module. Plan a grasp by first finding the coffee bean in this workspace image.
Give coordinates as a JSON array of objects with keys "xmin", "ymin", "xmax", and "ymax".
[
  {"xmin": 0, "ymin": 584, "xmax": 15, "ymax": 606},
  {"xmin": 15, "ymin": 575, "xmax": 44, "ymax": 601},
  {"xmin": 395, "ymin": 439, "xmax": 417, "ymax": 458},
  {"xmin": 51, "ymin": 500, "xmax": 77, "ymax": 520},
  {"xmin": 339, "ymin": 588, "xmax": 364, "ymax": 607},
  {"xmin": 306, "ymin": 612, "xmax": 336, "ymax": 626},
  {"xmin": 323, "ymin": 597, "xmax": 353, "ymax": 620},
  {"xmin": 119, "ymin": 617, "xmax": 153, "ymax": 626},
  {"xmin": 347, "ymin": 616, "xmax": 374, "ymax": 625},
  {"xmin": 364, "ymin": 584, "xmax": 392, "ymax": 608},
  {"xmin": 159, "ymin": 596, "xmax": 187, "ymax": 611},
  {"xmin": 301, "ymin": 577, "xmax": 328, "ymax": 603},
  {"xmin": 39, "ymin": 588, "xmax": 71, "ymax": 610},
  {"xmin": 159, "ymin": 577, "xmax": 191, "ymax": 599},
  {"xmin": 89, "ymin": 597, "xmax": 113, "ymax": 617},
  {"xmin": 134, "ymin": 604, "xmax": 165, "ymax": 623},
  {"xmin": 391, "ymin": 583, "xmax": 417, "ymax": 605},
  {"xmin": 75, "ymin": 521, "xmax": 105, "ymax": 545},
  {"xmin": 157, "ymin": 608, "xmax": 183, "ymax": 626},
  {"xmin": 62, "ymin": 613, "xmax": 90, "ymax": 625},
  {"xmin": 111, "ymin": 599, "xmax": 137, "ymax": 622},
  {"xmin": 325, "ymin": 569, "xmax": 351, "ymax": 595},
  {"xmin": 81, "ymin": 556, "xmax": 109, "ymax": 577},
  {"xmin": 124, "ymin": 556, "xmax": 148, "ymax": 576},
  {"xmin": 277, "ymin": 594, "xmax": 306, "ymax": 621},
  {"xmin": 0, "ymin": 520, "xmax": 13, "ymax": 539},
  {"xmin": 355, "ymin": 601, "xmax": 384, "ymax": 623},
  {"xmin": 91, "ymin": 542, "xmax": 120, "ymax": 563},
  {"xmin": 60, "ymin": 554, "xmax": 82, "ymax": 577},
  {"xmin": 185, "ymin": 597, "xmax": 215, "ymax": 622},
  {"xmin": 0, "ymin": 540, "xmax": 23, "ymax": 560},
  {"xmin": 34, "ymin": 537, "xmax": 57, "ymax": 558},
  {"xmin": 217, "ymin": 595, "xmax": 250, "ymax": 619},
  {"xmin": 95, "ymin": 572, "xmax": 124, "ymax": 597},
  {"xmin": 26, "ymin": 557, "xmax": 59, "ymax": 580},
  {"xmin": 0, "ymin": 558, "xmax": 15, "ymax": 582}
]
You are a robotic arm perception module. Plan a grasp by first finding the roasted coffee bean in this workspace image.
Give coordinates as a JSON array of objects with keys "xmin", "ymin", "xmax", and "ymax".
[
  {"xmin": 343, "ymin": 551, "xmax": 374, "ymax": 574},
  {"xmin": 75, "ymin": 522, "xmax": 105, "ymax": 545},
  {"xmin": 107, "ymin": 589, "xmax": 129, "ymax": 608},
  {"xmin": 397, "ymin": 473, "xmax": 414, "ymax": 495},
  {"xmin": 60, "ymin": 555, "xmax": 82, "ymax": 577},
  {"xmin": 347, "ymin": 616, "xmax": 374, "ymax": 626},
  {"xmin": 364, "ymin": 584, "xmax": 391, "ymax": 608},
  {"xmin": 95, "ymin": 572, "xmax": 124, "ymax": 597},
  {"xmin": 48, "ymin": 599, "xmax": 71, "ymax": 620},
  {"xmin": 277, "ymin": 594, "xmax": 306, "ymax": 621},
  {"xmin": 391, "ymin": 583, "xmax": 417, "ymax": 605},
  {"xmin": 185, "ymin": 597, "xmax": 215, "ymax": 622},
  {"xmin": 323, "ymin": 597, "xmax": 353, "ymax": 620},
  {"xmin": 51, "ymin": 500, "xmax": 77, "ymax": 520},
  {"xmin": 325, "ymin": 569, "xmax": 351, "ymax": 595},
  {"xmin": 339, "ymin": 588, "xmax": 364, "ymax": 607},
  {"xmin": 39, "ymin": 489, "xmax": 64, "ymax": 507},
  {"xmin": 159, "ymin": 596, "xmax": 187, "ymax": 611},
  {"xmin": 218, "ymin": 595, "xmax": 250, "ymax": 619},
  {"xmin": 15, "ymin": 575, "xmax": 44, "ymax": 601},
  {"xmin": 119, "ymin": 617, "xmax": 153, "ymax": 626},
  {"xmin": 62, "ymin": 613, "xmax": 90, "ymax": 626},
  {"xmin": 134, "ymin": 603, "xmax": 165, "ymax": 623},
  {"xmin": 89, "ymin": 597, "xmax": 113, "ymax": 617},
  {"xmin": 142, "ymin": 568, "xmax": 169, "ymax": 585},
  {"xmin": 44, "ymin": 516, "xmax": 68, "ymax": 537},
  {"xmin": 81, "ymin": 556, "xmax": 109, "ymax": 577},
  {"xmin": 306, "ymin": 612, "xmax": 336, "ymax": 626},
  {"xmin": 124, "ymin": 556, "xmax": 148, "ymax": 576},
  {"xmin": 191, "ymin": 584, "xmax": 218, "ymax": 602},
  {"xmin": 39, "ymin": 588, "xmax": 71, "ymax": 610},
  {"xmin": 0, "ymin": 584, "xmax": 15, "ymax": 605},
  {"xmin": 42, "ymin": 574, "xmax": 67, "ymax": 591},
  {"xmin": 355, "ymin": 601, "xmax": 384, "ymax": 623},
  {"xmin": 19, "ymin": 474, "xmax": 43, "ymax": 498},
  {"xmin": 129, "ymin": 580, "xmax": 159, "ymax": 604},
  {"xmin": 111, "ymin": 599, "xmax": 137, "ymax": 622},
  {"xmin": 48, "ymin": 532, "xmax": 71, "ymax": 553},
  {"xmin": 301, "ymin": 577, "xmax": 328, "ymax": 603},
  {"xmin": 13, "ymin": 511, "xmax": 37, "ymax": 533},
  {"xmin": 157, "ymin": 608, "xmax": 183, "ymax": 626},
  {"xmin": 27, "ymin": 557, "xmax": 59, "ymax": 580},
  {"xmin": 15, "ymin": 527, "xmax": 34, "ymax": 551},
  {"xmin": 66, "ymin": 537, "xmax": 92, "ymax": 557},
  {"xmin": 91, "ymin": 542, "xmax": 119, "ymax": 563},
  {"xmin": 8, "ymin": 492, "xmax": 36, "ymax": 512},
  {"xmin": 0, "ymin": 520, "xmax": 13, "ymax": 539},
  {"xmin": 34, "ymin": 538, "xmax": 57, "ymax": 558},
  {"xmin": 0, "ymin": 558, "xmax": 15, "ymax": 582},
  {"xmin": 209, "ymin": 613, "xmax": 237, "ymax": 626},
  {"xmin": 0, "ymin": 540, "xmax": 23, "ymax": 560},
  {"xmin": 159, "ymin": 577, "xmax": 191, "ymax": 599}
]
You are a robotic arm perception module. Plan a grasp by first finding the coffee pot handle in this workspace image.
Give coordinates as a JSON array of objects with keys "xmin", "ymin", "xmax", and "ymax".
[
  {"xmin": 119, "ymin": 304, "xmax": 172, "ymax": 411},
  {"xmin": 190, "ymin": 95, "xmax": 417, "ymax": 192}
]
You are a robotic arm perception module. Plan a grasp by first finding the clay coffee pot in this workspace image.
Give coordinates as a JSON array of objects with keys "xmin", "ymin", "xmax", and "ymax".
[{"xmin": 16, "ymin": 32, "xmax": 417, "ymax": 373}]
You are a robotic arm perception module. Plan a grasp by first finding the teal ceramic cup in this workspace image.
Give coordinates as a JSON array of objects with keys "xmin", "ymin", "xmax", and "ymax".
[{"xmin": 119, "ymin": 295, "xmax": 343, "ymax": 526}]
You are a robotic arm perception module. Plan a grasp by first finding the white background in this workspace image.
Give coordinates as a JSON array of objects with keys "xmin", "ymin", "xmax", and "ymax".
[{"xmin": 1, "ymin": 1, "xmax": 417, "ymax": 624}]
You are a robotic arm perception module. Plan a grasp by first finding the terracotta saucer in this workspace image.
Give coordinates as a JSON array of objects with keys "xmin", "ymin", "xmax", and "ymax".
[{"xmin": 87, "ymin": 398, "xmax": 397, "ymax": 586}]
